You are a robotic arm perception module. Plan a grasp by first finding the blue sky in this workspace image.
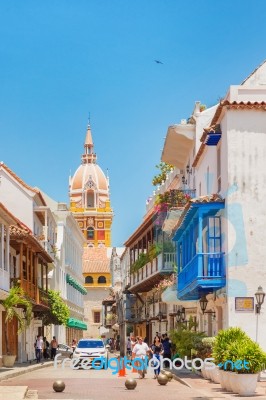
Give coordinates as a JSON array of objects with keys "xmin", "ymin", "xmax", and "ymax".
[{"xmin": 1, "ymin": 0, "xmax": 266, "ymax": 246}]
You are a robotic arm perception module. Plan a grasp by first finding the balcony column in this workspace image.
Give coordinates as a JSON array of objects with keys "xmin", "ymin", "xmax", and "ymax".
[
  {"xmin": 34, "ymin": 253, "xmax": 37, "ymax": 299},
  {"xmin": 193, "ymin": 218, "xmax": 197, "ymax": 257},
  {"xmin": 181, "ymin": 238, "xmax": 184, "ymax": 270},
  {"xmin": 41, "ymin": 260, "xmax": 44, "ymax": 289},
  {"xmin": 177, "ymin": 241, "xmax": 181, "ymax": 274},
  {"xmin": 19, "ymin": 242, "xmax": 23, "ymax": 281},
  {"xmin": 198, "ymin": 210, "xmax": 203, "ymax": 276},
  {"xmin": 44, "ymin": 210, "xmax": 48, "ymax": 253},
  {"xmin": 26, "ymin": 246, "xmax": 29, "ymax": 293},
  {"xmin": 45, "ymin": 264, "xmax": 48, "ymax": 292},
  {"xmin": 0, "ymin": 223, "xmax": 4, "ymax": 269},
  {"xmin": 5, "ymin": 224, "xmax": 9, "ymax": 274},
  {"xmin": 189, "ymin": 223, "xmax": 193, "ymax": 260},
  {"xmin": 29, "ymin": 249, "xmax": 33, "ymax": 297}
]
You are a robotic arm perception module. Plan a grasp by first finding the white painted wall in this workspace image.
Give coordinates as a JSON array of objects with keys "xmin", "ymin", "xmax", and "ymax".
[
  {"xmin": 224, "ymin": 108, "xmax": 266, "ymax": 348},
  {"xmin": 0, "ymin": 169, "xmax": 34, "ymax": 228}
]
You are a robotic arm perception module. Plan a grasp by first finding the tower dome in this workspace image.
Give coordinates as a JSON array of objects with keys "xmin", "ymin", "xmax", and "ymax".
[{"xmin": 71, "ymin": 163, "xmax": 108, "ymax": 192}]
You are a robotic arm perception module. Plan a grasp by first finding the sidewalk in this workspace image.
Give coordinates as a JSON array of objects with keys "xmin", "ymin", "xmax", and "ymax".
[
  {"xmin": 0, "ymin": 359, "xmax": 54, "ymax": 382},
  {"xmin": 0, "ymin": 359, "xmax": 55, "ymax": 400},
  {"xmin": 171, "ymin": 367, "xmax": 266, "ymax": 399}
]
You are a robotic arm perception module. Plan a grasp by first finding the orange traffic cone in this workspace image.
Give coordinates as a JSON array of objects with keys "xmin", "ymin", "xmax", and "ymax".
[{"xmin": 118, "ymin": 357, "xmax": 126, "ymax": 377}]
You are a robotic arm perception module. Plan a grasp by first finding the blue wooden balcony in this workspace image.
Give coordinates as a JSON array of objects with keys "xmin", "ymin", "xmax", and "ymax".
[{"xmin": 177, "ymin": 252, "xmax": 225, "ymax": 300}]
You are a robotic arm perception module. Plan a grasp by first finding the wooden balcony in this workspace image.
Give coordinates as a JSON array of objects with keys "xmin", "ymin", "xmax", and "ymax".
[
  {"xmin": 10, "ymin": 278, "xmax": 37, "ymax": 302},
  {"xmin": 36, "ymin": 287, "xmax": 49, "ymax": 308},
  {"xmin": 177, "ymin": 252, "xmax": 226, "ymax": 300},
  {"xmin": 129, "ymin": 252, "xmax": 176, "ymax": 293}
]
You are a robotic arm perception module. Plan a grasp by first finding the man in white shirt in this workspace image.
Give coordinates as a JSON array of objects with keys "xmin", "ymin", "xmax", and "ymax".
[
  {"xmin": 132, "ymin": 337, "xmax": 150, "ymax": 378},
  {"xmin": 35, "ymin": 335, "xmax": 44, "ymax": 363}
]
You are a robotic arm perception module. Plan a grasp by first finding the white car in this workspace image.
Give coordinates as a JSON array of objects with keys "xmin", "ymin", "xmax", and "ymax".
[{"xmin": 72, "ymin": 338, "xmax": 108, "ymax": 368}]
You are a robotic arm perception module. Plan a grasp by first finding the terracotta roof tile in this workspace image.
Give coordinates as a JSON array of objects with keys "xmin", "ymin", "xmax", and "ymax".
[
  {"xmin": 83, "ymin": 247, "xmax": 111, "ymax": 273},
  {"xmin": 171, "ymin": 194, "xmax": 224, "ymax": 235},
  {"xmin": 9, "ymin": 225, "xmax": 29, "ymax": 237}
]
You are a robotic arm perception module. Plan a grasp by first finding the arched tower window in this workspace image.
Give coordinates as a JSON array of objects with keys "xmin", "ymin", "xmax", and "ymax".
[
  {"xmin": 98, "ymin": 276, "xmax": 106, "ymax": 284},
  {"xmin": 85, "ymin": 276, "xmax": 93, "ymax": 284},
  {"xmin": 87, "ymin": 227, "xmax": 94, "ymax": 240},
  {"xmin": 87, "ymin": 191, "xmax": 94, "ymax": 208}
]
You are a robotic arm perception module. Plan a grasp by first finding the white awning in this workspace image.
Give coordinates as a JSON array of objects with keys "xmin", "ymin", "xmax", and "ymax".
[{"xmin": 161, "ymin": 124, "xmax": 195, "ymax": 168}]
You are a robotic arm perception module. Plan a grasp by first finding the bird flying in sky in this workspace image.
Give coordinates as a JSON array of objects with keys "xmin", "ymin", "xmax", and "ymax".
[{"xmin": 154, "ymin": 60, "xmax": 163, "ymax": 64}]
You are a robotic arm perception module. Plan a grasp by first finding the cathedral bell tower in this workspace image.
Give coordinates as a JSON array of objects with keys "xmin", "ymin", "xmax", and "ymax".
[{"xmin": 69, "ymin": 124, "xmax": 113, "ymax": 247}]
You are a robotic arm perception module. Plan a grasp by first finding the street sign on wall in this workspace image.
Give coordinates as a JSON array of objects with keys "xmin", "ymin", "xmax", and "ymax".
[{"xmin": 235, "ymin": 297, "xmax": 254, "ymax": 312}]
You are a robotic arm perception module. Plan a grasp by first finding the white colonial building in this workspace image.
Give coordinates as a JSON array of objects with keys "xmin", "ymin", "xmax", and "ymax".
[
  {"xmin": 161, "ymin": 60, "xmax": 266, "ymax": 349},
  {"xmin": 41, "ymin": 193, "xmax": 86, "ymax": 345},
  {"xmin": 0, "ymin": 163, "xmax": 57, "ymax": 362}
]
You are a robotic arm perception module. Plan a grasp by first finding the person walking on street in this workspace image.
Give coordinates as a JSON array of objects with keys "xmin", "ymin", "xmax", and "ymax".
[
  {"xmin": 126, "ymin": 337, "xmax": 132, "ymax": 357},
  {"xmin": 50, "ymin": 336, "xmax": 58, "ymax": 360},
  {"xmin": 150, "ymin": 335, "xmax": 164, "ymax": 378},
  {"xmin": 132, "ymin": 337, "xmax": 150, "ymax": 379},
  {"xmin": 43, "ymin": 337, "xmax": 50, "ymax": 359},
  {"xmin": 71, "ymin": 338, "xmax": 77, "ymax": 358},
  {"xmin": 162, "ymin": 334, "xmax": 172, "ymax": 368},
  {"xmin": 35, "ymin": 335, "xmax": 43, "ymax": 364},
  {"xmin": 71, "ymin": 338, "xmax": 77, "ymax": 350}
]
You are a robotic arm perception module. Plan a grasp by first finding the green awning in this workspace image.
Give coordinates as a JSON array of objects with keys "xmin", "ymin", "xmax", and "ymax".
[
  {"xmin": 66, "ymin": 274, "xmax": 87, "ymax": 295},
  {"xmin": 67, "ymin": 317, "xmax": 87, "ymax": 330}
]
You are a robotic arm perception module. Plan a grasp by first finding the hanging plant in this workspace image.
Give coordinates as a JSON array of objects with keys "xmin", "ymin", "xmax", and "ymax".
[
  {"xmin": 152, "ymin": 162, "xmax": 174, "ymax": 186},
  {"xmin": 153, "ymin": 274, "xmax": 176, "ymax": 293},
  {"xmin": 42, "ymin": 290, "xmax": 70, "ymax": 326}
]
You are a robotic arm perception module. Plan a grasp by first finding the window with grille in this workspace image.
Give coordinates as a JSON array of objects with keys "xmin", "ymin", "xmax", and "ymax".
[{"xmin": 94, "ymin": 311, "xmax": 101, "ymax": 323}]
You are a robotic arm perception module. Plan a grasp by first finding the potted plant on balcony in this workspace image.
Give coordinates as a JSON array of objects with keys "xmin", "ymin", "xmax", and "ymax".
[{"xmin": 0, "ymin": 286, "xmax": 32, "ymax": 367}]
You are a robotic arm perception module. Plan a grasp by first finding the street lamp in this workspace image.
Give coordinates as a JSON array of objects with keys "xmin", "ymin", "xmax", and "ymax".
[
  {"xmin": 157, "ymin": 311, "xmax": 163, "ymax": 334},
  {"xmin": 181, "ymin": 307, "xmax": 186, "ymax": 322},
  {"xmin": 199, "ymin": 295, "xmax": 208, "ymax": 314},
  {"xmin": 176, "ymin": 307, "xmax": 186, "ymax": 326},
  {"xmin": 255, "ymin": 286, "xmax": 265, "ymax": 343},
  {"xmin": 176, "ymin": 309, "xmax": 181, "ymax": 323},
  {"xmin": 255, "ymin": 286, "xmax": 265, "ymax": 314}
]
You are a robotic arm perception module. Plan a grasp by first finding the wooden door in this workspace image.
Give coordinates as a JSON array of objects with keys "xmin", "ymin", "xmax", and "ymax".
[{"xmin": 2, "ymin": 312, "xmax": 18, "ymax": 358}]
